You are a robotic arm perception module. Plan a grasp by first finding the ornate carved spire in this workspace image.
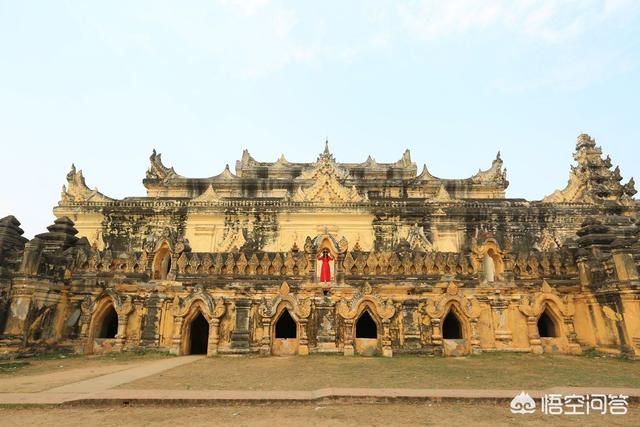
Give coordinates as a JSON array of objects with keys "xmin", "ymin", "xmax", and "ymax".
[
  {"xmin": 60, "ymin": 164, "xmax": 113, "ymax": 203},
  {"xmin": 544, "ymin": 133, "xmax": 634, "ymax": 204},
  {"xmin": 146, "ymin": 149, "xmax": 178, "ymax": 182},
  {"xmin": 470, "ymin": 151, "xmax": 508, "ymax": 185}
]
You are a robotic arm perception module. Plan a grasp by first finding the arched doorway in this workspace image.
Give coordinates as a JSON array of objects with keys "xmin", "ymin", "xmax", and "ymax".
[
  {"xmin": 442, "ymin": 309, "xmax": 467, "ymax": 356},
  {"xmin": 442, "ymin": 311, "xmax": 462, "ymax": 339},
  {"xmin": 275, "ymin": 310, "xmax": 297, "ymax": 339},
  {"xmin": 188, "ymin": 312, "xmax": 209, "ymax": 355},
  {"xmin": 537, "ymin": 309, "xmax": 558, "ymax": 338},
  {"xmin": 96, "ymin": 304, "xmax": 118, "ymax": 339},
  {"xmin": 272, "ymin": 309, "xmax": 299, "ymax": 355},
  {"xmin": 354, "ymin": 309, "xmax": 379, "ymax": 356}
]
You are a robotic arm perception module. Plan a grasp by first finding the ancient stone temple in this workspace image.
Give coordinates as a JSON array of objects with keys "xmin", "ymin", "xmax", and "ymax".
[{"xmin": 1, "ymin": 133, "xmax": 639, "ymax": 357}]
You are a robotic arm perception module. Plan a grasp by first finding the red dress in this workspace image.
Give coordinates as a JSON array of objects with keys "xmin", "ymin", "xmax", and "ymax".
[{"xmin": 318, "ymin": 254, "xmax": 334, "ymax": 282}]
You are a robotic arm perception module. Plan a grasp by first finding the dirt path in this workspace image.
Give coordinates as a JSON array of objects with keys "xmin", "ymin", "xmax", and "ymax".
[
  {"xmin": 0, "ymin": 404, "xmax": 635, "ymax": 427},
  {"xmin": 0, "ymin": 363, "xmax": 136, "ymax": 393}
]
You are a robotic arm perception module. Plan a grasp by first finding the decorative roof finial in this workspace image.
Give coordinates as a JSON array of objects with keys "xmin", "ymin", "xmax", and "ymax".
[{"xmin": 576, "ymin": 133, "xmax": 596, "ymax": 150}]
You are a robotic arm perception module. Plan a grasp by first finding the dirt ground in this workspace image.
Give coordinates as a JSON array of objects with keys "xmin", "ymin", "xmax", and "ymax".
[
  {"xmin": 0, "ymin": 403, "xmax": 635, "ymax": 427},
  {"xmin": 117, "ymin": 353, "xmax": 640, "ymax": 391},
  {"xmin": 0, "ymin": 352, "xmax": 171, "ymax": 392}
]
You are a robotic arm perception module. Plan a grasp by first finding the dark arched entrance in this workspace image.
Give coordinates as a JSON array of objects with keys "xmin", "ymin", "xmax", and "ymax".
[
  {"xmin": 537, "ymin": 309, "xmax": 558, "ymax": 338},
  {"xmin": 97, "ymin": 305, "xmax": 118, "ymax": 339},
  {"xmin": 356, "ymin": 310, "xmax": 378, "ymax": 338},
  {"xmin": 275, "ymin": 310, "xmax": 297, "ymax": 339},
  {"xmin": 442, "ymin": 311, "xmax": 462, "ymax": 339},
  {"xmin": 189, "ymin": 312, "xmax": 209, "ymax": 355}
]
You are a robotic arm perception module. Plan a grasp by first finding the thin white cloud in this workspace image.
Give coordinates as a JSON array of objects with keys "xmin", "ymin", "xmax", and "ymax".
[{"xmin": 397, "ymin": 0, "xmax": 636, "ymax": 43}]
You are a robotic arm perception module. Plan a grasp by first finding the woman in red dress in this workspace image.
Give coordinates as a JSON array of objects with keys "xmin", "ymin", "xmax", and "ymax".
[{"xmin": 318, "ymin": 249, "xmax": 334, "ymax": 282}]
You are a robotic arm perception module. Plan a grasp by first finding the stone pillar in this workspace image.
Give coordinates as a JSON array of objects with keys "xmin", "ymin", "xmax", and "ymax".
[
  {"xmin": 298, "ymin": 319, "xmax": 309, "ymax": 355},
  {"xmin": 563, "ymin": 316, "xmax": 581, "ymax": 354},
  {"xmin": 576, "ymin": 255, "xmax": 591, "ymax": 290},
  {"xmin": 208, "ymin": 318, "xmax": 220, "ymax": 356},
  {"xmin": 315, "ymin": 299, "xmax": 337, "ymax": 353},
  {"xmin": 230, "ymin": 299, "xmax": 251, "ymax": 353},
  {"xmin": 401, "ymin": 301, "xmax": 421, "ymax": 352},
  {"xmin": 612, "ymin": 250, "xmax": 639, "ymax": 282},
  {"xmin": 306, "ymin": 253, "xmax": 316, "ymax": 282},
  {"xmin": 470, "ymin": 319, "xmax": 481, "ymax": 354},
  {"xmin": 4, "ymin": 280, "xmax": 35, "ymax": 346},
  {"xmin": 527, "ymin": 316, "xmax": 543, "ymax": 354},
  {"xmin": 382, "ymin": 319, "xmax": 393, "ymax": 357},
  {"xmin": 260, "ymin": 317, "xmax": 271, "ymax": 356},
  {"xmin": 170, "ymin": 316, "xmax": 184, "ymax": 355},
  {"xmin": 140, "ymin": 294, "xmax": 163, "ymax": 347},
  {"xmin": 335, "ymin": 253, "xmax": 345, "ymax": 285},
  {"xmin": 343, "ymin": 319, "xmax": 355, "ymax": 356},
  {"xmin": 431, "ymin": 318, "xmax": 443, "ymax": 356},
  {"xmin": 115, "ymin": 313, "xmax": 128, "ymax": 350},
  {"xmin": 490, "ymin": 295, "xmax": 512, "ymax": 349}
]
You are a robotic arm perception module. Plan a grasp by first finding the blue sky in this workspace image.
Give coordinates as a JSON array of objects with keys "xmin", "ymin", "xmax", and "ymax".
[{"xmin": 1, "ymin": 0, "xmax": 639, "ymax": 238}]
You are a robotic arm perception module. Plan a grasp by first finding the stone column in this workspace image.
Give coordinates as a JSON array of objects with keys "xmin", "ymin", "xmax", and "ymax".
[
  {"xmin": 230, "ymin": 299, "xmax": 251, "ymax": 353},
  {"xmin": 563, "ymin": 316, "xmax": 581, "ymax": 354},
  {"xmin": 260, "ymin": 317, "xmax": 271, "ymax": 356},
  {"xmin": 527, "ymin": 316, "xmax": 543, "ymax": 354},
  {"xmin": 140, "ymin": 294, "xmax": 163, "ymax": 347},
  {"xmin": 576, "ymin": 255, "xmax": 591, "ymax": 290},
  {"xmin": 335, "ymin": 253, "xmax": 345, "ymax": 285},
  {"xmin": 170, "ymin": 316, "xmax": 184, "ymax": 355},
  {"xmin": 315, "ymin": 299, "xmax": 337, "ymax": 353},
  {"xmin": 490, "ymin": 295, "xmax": 512, "ymax": 349},
  {"xmin": 115, "ymin": 313, "xmax": 129, "ymax": 350},
  {"xmin": 470, "ymin": 319, "xmax": 481, "ymax": 354},
  {"xmin": 382, "ymin": 319, "xmax": 393, "ymax": 357},
  {"xmin": 431, "ymin": 318, "xmax": 443, "ymax": 356},
  {"xmin": 208, "ymin": 318, "xmax": 220, "ymax": 356},
  {"xmin": 298, "ymin": 319, "xmax": 309, "ymax": 355},
  {"xmin": 343, "ymin": 319, "xmax": 355, "ymax": 356},
  {"xmin": 401, "ymin": 301, "xmax": 421, "ymax": 352}
]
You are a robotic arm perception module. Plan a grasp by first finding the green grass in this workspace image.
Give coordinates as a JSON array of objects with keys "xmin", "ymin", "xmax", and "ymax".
[{"xmin": 118, "ymin": 352, "xmax": 640, "ymax": 391}]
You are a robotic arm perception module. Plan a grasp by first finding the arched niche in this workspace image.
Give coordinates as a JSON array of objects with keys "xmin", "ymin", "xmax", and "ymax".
[
  {"xmin": 271, "ymin": 305, "xmax": 300, "ymax": 356},
  {"xmin": 440, "ymin": 304, "xmax": 471, "ymax": 356},
  {"xmin": 186, "ymin": 310, "xmax": 210, "ymax": 355},
  {"xmin": 96, "ymin": 304, "xmax": 118, "ymax": 339},
  {"xmin": 355, "ymin": 309, "xmax": 378, "ymax": 339},
  {"xmin": 442, "ymin": 310, "xmax": 463, "ymax": 340},
  {"xmin": 316, "ymin": 236, "xmax": 337, "ymax": 283},
  {"xmin": 88, "ymin": 298, "xmax": 120, "ymax": 354},
  {"xmin": 153, "ymin": 242, "xmax": 172, "ymax": 280},
  {"xmin": 80, "ymin": 291, "xmax": 133, "ymax": 355},
  {"xmin": 537, "ymin": 308, "xmax": 559, "ymax": 338},
  {"xmin": 518, "ymin": 287, "xmax": 578, "ymax": 355},
  {"xmin": 353, "ymin": 303, "xmax": 381, "ymax": 356},
  {"xmin": 483, "ymin": 244, "xmax": 504, "ymax": 282},
  {"xmin": 171, "ymin": 292, "xmax": 226, "ymax": 357}
]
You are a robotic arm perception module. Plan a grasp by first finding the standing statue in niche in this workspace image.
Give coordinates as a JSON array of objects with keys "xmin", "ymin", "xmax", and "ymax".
[{"xmin": 318, "ymin": 249, "xmax": 334, "ymax": 282}]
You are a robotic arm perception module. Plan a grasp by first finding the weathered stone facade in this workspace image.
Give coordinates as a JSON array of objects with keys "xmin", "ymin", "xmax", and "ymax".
[{"xmin": 1, "ymin": 134, "xmax": 639, "ymax": 357}]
